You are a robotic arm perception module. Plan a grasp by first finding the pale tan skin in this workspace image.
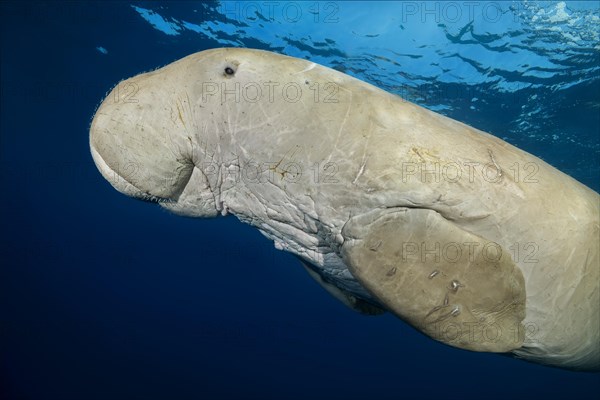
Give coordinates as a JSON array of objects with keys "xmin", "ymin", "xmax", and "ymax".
[{"xmin": 90, "ymin": 48, "xmax": 599, "ymax": 371}]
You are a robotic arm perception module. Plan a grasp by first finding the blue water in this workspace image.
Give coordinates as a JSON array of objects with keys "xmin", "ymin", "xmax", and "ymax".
[{"xmin": 1, "ymin": 2, "xmax": 598, "ymax": 399}]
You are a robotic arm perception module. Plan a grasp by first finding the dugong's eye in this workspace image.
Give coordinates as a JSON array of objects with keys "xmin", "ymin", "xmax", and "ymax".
[{"xmin": 224, "ymin": 67, "xmax": 235, "ymax": 76}]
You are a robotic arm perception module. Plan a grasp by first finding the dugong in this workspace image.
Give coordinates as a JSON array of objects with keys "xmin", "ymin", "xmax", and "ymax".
[{"xmin": 90, "ymin": 48, "xmax": 599, "ymax": 371}]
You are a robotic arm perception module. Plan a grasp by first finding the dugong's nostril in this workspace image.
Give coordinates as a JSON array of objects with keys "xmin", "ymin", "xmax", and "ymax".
[{"xmin": 222, "ymin": 61, "xmax": 239, "ymax": 77}]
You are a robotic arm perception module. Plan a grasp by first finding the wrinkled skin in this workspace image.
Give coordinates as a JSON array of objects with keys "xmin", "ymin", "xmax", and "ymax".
[{"xmin": 90, "ymin": 48, "xmax": 599, "ymax": 371}]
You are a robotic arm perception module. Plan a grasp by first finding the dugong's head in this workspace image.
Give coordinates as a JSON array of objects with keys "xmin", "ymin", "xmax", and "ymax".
[{"xmin": 90, "ymin": 48, "xmax": 311, "ymax": 217}]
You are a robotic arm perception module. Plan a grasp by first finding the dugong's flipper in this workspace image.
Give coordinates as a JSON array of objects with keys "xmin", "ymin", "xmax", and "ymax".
[{"xmin": 341, "ymin": 208, "xmax": 526, "ymax": 352}]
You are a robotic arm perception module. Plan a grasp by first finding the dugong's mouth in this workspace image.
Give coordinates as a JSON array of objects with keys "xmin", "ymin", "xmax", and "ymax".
[
  {"xmin": 90, "ymin": 142, "xmax": 174, "ymax": 204},
  {"xmin": 90, "ymin": 117, "xmax": 219, "ymax": 218}
]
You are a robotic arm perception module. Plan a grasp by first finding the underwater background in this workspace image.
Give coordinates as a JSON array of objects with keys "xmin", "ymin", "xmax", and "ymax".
[{"xmin": 1, "ymin": 1, "xmax": 598, "ymax": 399}]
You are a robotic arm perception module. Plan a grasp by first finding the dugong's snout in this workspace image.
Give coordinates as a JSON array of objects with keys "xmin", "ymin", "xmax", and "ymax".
[{"xmin": 90, "ymin": 75, "xmax": 219, "ymax": 218}]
